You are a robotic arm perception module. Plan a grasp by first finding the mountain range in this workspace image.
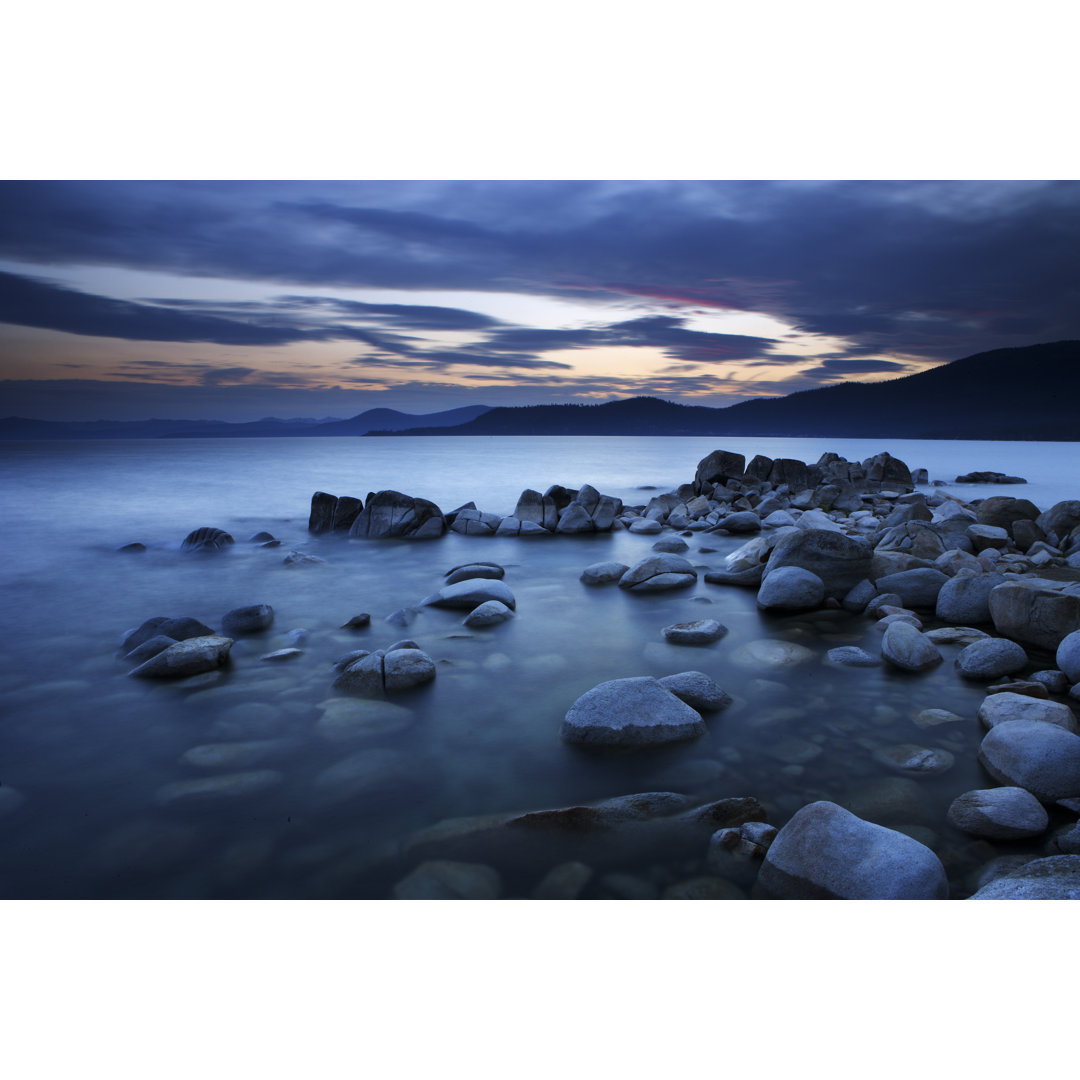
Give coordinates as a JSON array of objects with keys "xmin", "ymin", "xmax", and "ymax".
[{"xmin": 2, "ymin": 342, "xmax": 1076, "ymax": 441}]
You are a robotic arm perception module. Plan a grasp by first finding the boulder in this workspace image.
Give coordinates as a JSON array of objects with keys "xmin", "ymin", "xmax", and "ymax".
[
  {"xmin": 863, "ymin": 451, "xmax": 913, "ymax": 490},
  {"xmin": 181, "ymin": 527, "xmax": 234, "ymax": 554},
  {"xmin": 976, "ymin": 496, "xmax": 1040, "ymax": 536},
  {"xmin": 977, "ymin": 692, "xmax": 1078, "ymax": 733},
  {"xmin": 308, "ymin": 491, "xmax": 338, "ymax": 533},
  {"xmin": 422, "ymin": 579, "xmax": 516, "ymax": 610},
  {"xmin": 924, "ymin": 626, "xmax": 991, "ymax": 646},
  {"xmin": 462, "ymin": 601, "xmax": 514, "ymax": 628},
  {"xmin": 129, "ymin": 635, "xmax": 233, "ymax": 679},
  {"xmin": 881, "ymin": 622, "xmax": 942, "ymax": 673},
  {"xmin": 514, "ymin": 489, "xmax": 559, "ymax": 530},
  {"xmin": 874, "ymin": 568, "xmax": 949, "ymax": 609},
  {"xmin": 978, "ymin": 720, "xmax": 1080, "ymax": 801},
  {"xmin": 349, "ymin": 490, "xmax": 445, "ymax": 540},
  {"xmin": 947, "ymin": 787, "xmax": 1049, "ymax": 840},
  {"xmin": 757, "ymin": 566, "xmax": 826, "ymax": 611},
  {"xmin": 556, "ymin": 502, "xmax": 596, "ymax": 534},
  {"xmin": 121, "ymin": 616, "xmax": 216, "ymax": 654},
  {"xmin": 581, "ymin": 561, "xmax": 630, "ymax": 586},
  {"xmin": 123, "ymin": 635, "xmax": 178, "ymax": 664},
  {"xmin": 716, "ymin": 511, "xmax": 761, "ymax": 534},
  {"xmin": 826, "ymin": 646, "xmax": 880, "ymax": 668},
  {"xmin": 873, "ymin": 522, "xmax": 952, "ymax": 559},
  {"xmin": 1036, "ymin": 500, "xmax": 1080, "ymax": 544},
  {"xmin": 1057, "ymin": 629, "xmax": 1080, "ymax": 683},
  {"xmin": 763, "ymin": 528, "xmax": 873, "ymax": 598},
  {"xmin": 694, "ymin": 449, "xmax": 746, "ymax": 492},
  {"xmin": 661, "ymin": 619, "xmax": 727, "ymax": 645},
  {"xmin": 221, "ymin": 604, "xmax": 274, "ymax": 636},
  {"xmin": 935, "ymin": 572, "xmax": 1005, "ymax": 625},
  {"xmin": 769, "ymin": 458, "xmax": 809, "ymax": 491},
  {"xmin": 383, "ymin": 648, "xmax": 437, "ymax": 691},
  {"xmin": 627, "ymin": 518, "xmax": 663, "ymax": 535},
  {"xmin": 656, "ymin": 671, "xmax": 732, "ymax": 712},
  {"xmin": 618, "ymin": 554, "xmax": 698, "ymax": 592},
  {"xmin": 561, "ymin": 676, "xmax": 706, "ymax": 746},
  {"xmin": 969, "ymin": 855, "xmax": 1080, "ymax": 899},
  {"xmin": 756, "ymin": 801, "xmax": 948, "ymax": 899},
  {"xmin": 988, "ymin": 578, "xmax": 1080, "ymax": 651},
  {"xmin": 968, "ymin": 523, "xmax": 1010, "ymax": 552},
  {"xmin": 955, "ymin": 637, "xmax": 1028, "ymax": 680}
]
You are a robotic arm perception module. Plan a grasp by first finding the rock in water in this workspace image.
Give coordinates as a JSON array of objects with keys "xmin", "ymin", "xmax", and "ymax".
[
  {"xmin": 618, "ymin": 554, "xmax": 698, "ymax": 592},
  {"xmin": 757, "ymin": 567, "xmax": 826, "ymax": 611},
  {"xmin": 181, "ymin": 527, "xmax": 234, "ymax": 553},
  {"xmin": 955, "ymin": 637, "xmax": 1028, "ymax": 680},
  {"xmin": 581, "ymin": 561, "xmax": 630, "ymax": 586},
  {"xmin": 349, "ymin": 490, "xmax": 445, "ymax": 540},
  {"xmin": 561, "ymin": 676, "xmax": 706, "ymax": 747},
  {"xmin": 222, "ymin": 604, "xmax": 274, "ymax": 636},
  {"xmin": 462, "ymin": 601, "xmax": 513, "ymax": 628},
  {"xmin": 763, "ymin": 528, "xmax": 873, "ymax": 598},
  {"xmin": 129, "ymin": 635, "xmax": 233, "ymax": 678},
  {"xmin": 756, "ymin": 801, "xmax": 948, "ymax": 899},
  {"xmin": 656, "ymin": 671, "xmax": 732, "ymax": 712},
  {"xmin": 422, "ymin": 579, "xmax": 516, "ymax": 610},
  {"xmin": 661, "ymin": 619, "xmax": 727, "ymax": 644},
  {"xmin": 969, "ymin": 855, "xmax": 1080, "ymax": 899},
  {"xmin": 881, "ymin": 622, "xmax": 942, "ymax": 672},
  {"xmin": 947, "ymin": 787, "xmax": 1049, "ymax": 840},
  {"xmin": 978, "ymin": 720, "xmax": 1080, "ymax": 802}
]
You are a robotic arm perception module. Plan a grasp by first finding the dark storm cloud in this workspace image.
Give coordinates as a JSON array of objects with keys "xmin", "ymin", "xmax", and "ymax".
[{"xmin": 1, "ymin": 180, "xmax": 1078, "ymax": 364}]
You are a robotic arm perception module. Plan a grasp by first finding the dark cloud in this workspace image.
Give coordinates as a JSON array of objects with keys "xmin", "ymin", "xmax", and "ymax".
[{"xmin": 812, "ymin": 359, "xmax": 909, "ymax": 375}]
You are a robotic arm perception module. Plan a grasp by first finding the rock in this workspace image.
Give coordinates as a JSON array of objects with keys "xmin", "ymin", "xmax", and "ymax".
[
  {"xmin": 129, "ymin": 635, "xmax": 233, "ymax": 679},
  {"xmin": 560, "ymin": 676, "xmax": 706, "ymax": 747},
  {"xmin": 969, "ymin": 855, "xmax": 1080, "ymax": 899},
  {"xmin": 283, "ymin": 550, "xmax": 325, "ymax": 567},
  {"xmin": 422, "ymin": 579, "xmax": 516, "ymax": 611},
  {"xmin": 121, "ymin": 616, "xmax": 217, "ymax": 653},
  {"xmin": 843, "ymin": 777, "xmax": 926, "ymax": 823},
  {"xmin": 1036, "ymin": 500, "xmax": 1080, "ymax": 542},
  {"xmin": 656, "ymin": 671, "xmax": 732, "ymax": 712},
  {"xmin": 383, "ymin": 648, "xmax": 437, "ymax": 692},
  {"xmin": 923, "ymin": 626, "xmax": 991, "ymax": 646},
  {"xmin": 947, "ymin": 787, "xmax": 1049, "ymax": 840},
  {"xmin": 757, "ymin": 566, "xmax": 826, "ymax": 611},
  {"xmin": 874, "ymin": 521, "xmax": 952, "ymax": 560},
  {"xmin": 988, "ymin": 578, "xmax": 1080, "ymax": 651},
  {"xmin": 955, "ymin": 471, "xmax": 1027, "ymax": 485},
  {"xmin": 708, "ymin": 821, "xmax": 778, "ymax": 861},
  {"xmin": 155, "ymin": 770, "xmax": 283, "ymax": 807},
  {"xmin": 449, "ymin": 508, "xmax": 501, "ymax": 536},
  {"xmin": 913, "ymin": 708, "xmax": 964, "ymax": 728},
  {"xmin": 875, "ymin": 612, "xmax": 922, "ymax": 631},
  {"xmin": 653, "ymin": 537, "xmax": 690, "ymax": 554},
  {"xmin": 627, "ymin": 518, "xmax": 663, "ymax": 535},
  {"xmin": 1057, "ymin": 629, "xmax": 1080, "ymax": 683},
  {"xmin": 384, "ymin": 607, "xmax": 419, "ymax": 628},
  {"xmin": 874, "ymin": 568, "xmax": 950, "ymax": 609},
  {"xmin": 935, "ymin": 572, "xmax": 1005, "ymax": 625},
  {"xmin": 873, "ymin": 744, "xmax": 955, "ymax": 775},
  {"xmin": 313, "ymin": 747, "xmax": 413, "ymax": 806},
  {"xmin": 977, "ymin": 692, "xmax": 1078, "ymax": 733},
  {"xmin": 955, "ymin": 637, "xmax": 1028, "ymax": 680},
  {"xmin": 462, "ymin": 601, "xmax": 513, "ymax": 628},
  {"xmin": 445, "ymin": 562, "xmax": 505, "ymax": 585},
  {"xmin": 968, "ymin": 523, "xmax": 1010, "ymax": 552},
  {"xmin": 117, "ymin": 542, "xmax": 146, "ymax": 554},
  {"xmin": 756, "ymin": 801, "xmax": 948, "ymax": 899},
  {"xmin": 181, "ymin": 526, "xmax": 234, "ymax": 553},
  {"xmin": 826, "ymin": 646, "xmax": 880, "ymax": 667},
  {"xmin": 532, "ymin": 861, "xmax": 594, "ymax": 900},
  {"xmin": 221, "ymin": 604, "xmax": 274, "ymax": 636},
  {"xmin": 179, "ymin": 740, "xmax": 294, "ymax": 770},
  {"xmin": 660, "ymin": 619, "xmax": 727, "ymax": 645},
  {"xmin": 716, "ymin": 511, "xmax": 761, "ymax": 534},
  {"xmin": 259, "ymin": 648, "xmax": 302, "ymax": 662},
  {"xmin": 730, "ymin": 639, "xmax": 815, "ymax": 670},
  {"xmin": 349, "ymin": 490, "xmax": 445, "ymax": 540},
  {"xmin": 514, "ymin": 489, "xmax": 558, "ymax": 530},
  {"xmin": 841, "ymin": 578, "xmax": 878, "ymax": 613},
  {"xmin": 618, "ymin": 554, "xmax": 698, "ymax": 592},
  {"xmin": 880, "ymin": 622, "xmax": 942, "ymax": 673},
  {"xmin": 986, "ymin": 680, "xmax": 1048, "ymax": 698},
  {"xmin": 863, "ymin": 451, "xmax": 913, "ymax": 490},
  {"xmin": 703, "ymin": 565, "xmax": 764, "ymax": 587},
  {"xmin": 978, "ymin": 720, "xmax": 1080, "ymax": 801},
  {"xmin": 341, "ymin": 613, "xmax": 371, "ymax": 630},
  {"xmin": 935, "ymin": 548, "xmax": 983, "ymax": 575},
  {"xmin": 315, "ymin": 698, "xmax": 414, "ymax": 743},
  {"xmin": 393, "ymin": 860, "xmax": 502, "ymax": 900},
  {"xmin": 764, "ymin": 528, "xmax": 873, "ymax": 598},
  {"xmin": 694, "ymin": 449, "xmax": 746, "ymax": 491},
  {"xmin": 976, "ymin": 496, "xmax": 1040, "ymax": 535},
  {"xmin": 580, "ymin": 561, "xmax": 630, "ymax": 586},
  {"xmin": 1030, "ymin": 669, "xmax": 1070, "ymax": 694},
  {"xmin": 123, "ymin": 635, "xmax": 178, "ymax": 664}
]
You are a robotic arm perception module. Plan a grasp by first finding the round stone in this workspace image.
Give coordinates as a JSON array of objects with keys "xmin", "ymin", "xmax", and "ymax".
[{"xmin": 661, "ymin": 619, "xmax": 727, "ymax": 645}]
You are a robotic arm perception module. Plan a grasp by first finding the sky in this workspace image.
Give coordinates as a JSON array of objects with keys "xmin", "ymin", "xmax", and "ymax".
[{"xmin": 3, "ymin": 179, "xmax": 1078, "ymax": 421}]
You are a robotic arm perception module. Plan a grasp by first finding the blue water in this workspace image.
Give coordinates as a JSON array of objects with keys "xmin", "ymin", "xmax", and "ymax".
[{"xmin": 0, "ymin": 435, "xmax": 1077, "ymax": 898}]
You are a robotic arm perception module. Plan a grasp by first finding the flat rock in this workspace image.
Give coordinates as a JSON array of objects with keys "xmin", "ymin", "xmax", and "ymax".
[
  {"xmin": 955, "ymin": 637, "xmax": 1028, "ymax": 680},
  {"xmin": 560, "ymin": 676, "xmax": 706, "ymax": 747},
  {"xmin": 580, "ymin": 561, "xmax": 630, "ymax": 586},
  {"xmin": 947, "ymin": 787, "xmax": 1049, "ymax": 840},
  {"xmin": 977, "ymin": 692, "xmax": 1078, "ymax": 733},
  {"xmin": 260, "ymin": 648, "xmax": 303, "ymax": 662},
  {"xmin": 969, "ymin": 855, "xmax": 1080, "ymax": 899},
  {"xmin": 129, "ymin": 635, "xmax": 233, "ymax": 679},
  {"xmin": 462, "ymin": 601, "xmax": 513, "ymax": 628},
  {"xmin": 656, "ymin": 671, "xmax": 732, "ymax": 712},
  {"xmin": 315, "ymin": 698, "xmax": 415, "ymax": 742},
  {"xmin": 913, "ymin": 708, "xmax": 964, "ymax": 728},
  {"xmin": 661, "ymin": 619, "xmax": 727, "ymax": 645},
  {"xmin": 619, "ymin": 554, "xmax": 698, "ymax": 592},
  {"xmin": 756, "ymin": 801, "xmax": 949, "ymax": 899},
  {"xmin": 179, "ymin": 740, "xmax": 294, "ymax": 770},
  {"xmin": 880, "ymin": 622, "xmax": 942, "ymax": 672},
  {"xmin": 422, "ymin": 579, "xmax": 516, "ymax": 610},
  {"xmin": 923, "ymin": 626, "xmax": 991, "ymax": 646},
  {"xmin": 978, "ymin": 720, "xmax": 1080, "ymax": 801}
]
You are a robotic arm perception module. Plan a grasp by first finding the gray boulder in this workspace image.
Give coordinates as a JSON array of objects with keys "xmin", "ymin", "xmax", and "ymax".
[
  {"xmin": 881, "ymin": 622, "xmax": 942, "ymax": 673},
  {"xmin": 955, "ymin": 637, "xmax": 1028, "ymax": 680},
  {"xmin": 976, "ymin": 496, "xmax": 1040, "ymax": 535},
  {"xmin": 978, "ymin": 720, "xmax": 1080, "ymax": 801},
  {"xmin": 763, "ymin": 528, "xmax": 873, "ymax": 598},
  {"xmin": 514, "ymin": 489, "xmax": 559, "ymax": 531},
  {"xmin": 977, "ymin": 692, "xmax": 1078, "ymax": 733},
  {"xmin": 1057, "ymin": 629, "xmax": 1080, "ymax": 683},
  {"xmin": 935, "ymin": 571, "xmax": 1005, "ymax": 624},
  {"xmin": 181, "ymin": 527, "xmax": 234, "ymax": 553},
  {"xmin": 618, "ymin": 554, "xmax": 698, "ymax": 593},
  {"xmin": 988, "ymin": 578, "xmax": 1080, "ymax": 650},
  {"xmin": 661, "ymin": 619, "xmax": 727, "ymax": 645},
  {"xmin": 123, "ymin": 634, "xmax": 178, "ymax": 664},
  {"xmin": 947, "ymin": 787, "xmax": 1049, "ymax": 840},
  {"xmin": 756, "ymin": 801, "xmax": 948, "ymax": 899},
  {"xmin": 874, "ymin": 568, "xmax": 950, "ymax": 609},
  {"xmin": 129, "ymin": 635, "xmax": 234, "ymax": 679},
  {"xmin": 826, "ymin": 646, "xmax": 880, "ymax": 667},
  {"xmin": 656, "ymin": 671, "xmax": 732, "ymax": 712},
  {"xmin": 581, "ymin": 561, "xmax": 630, "ymax": 586},
  {"xmin": 383, "ymin": 649, "xmax": 437, "ymax": 692},
  {"xmin": 757, "ymin": 566, "xmax": 826, "ymax": 611},
  {"xmin": 121, "ymin": 616, "xmax": 216, "ymax": 653},
  {"xmin": 1036, "ymin": 500, "xmax": 1080, "ymax": 544},
  {"xmin": 222, "ymin": 604, "xmax": 274, "ymax": 636},
  {"xmin": 445, "ymin": 562, "xmax": 505, "ymax": 585},
  {"xmin": 422, "ymin": 579, "xmax": 516, "ymax": 610},
  {"xmin": 462, "ymin": 601, "xmax": 513, "ymax": 628},
  {"xmin": 969, "ymin": 855, "xmax": 1080, "ymax": 899},
  {"xmin": 349, "ymin": 490, "xmax": 445, "ymax": 540},
  {"xmin": 694, "ymin": 449, "xmax": 746, "ymax": 491},
  {"xmin": 561, "ymin": 676, "xmax": 706, "ymax": 746}
]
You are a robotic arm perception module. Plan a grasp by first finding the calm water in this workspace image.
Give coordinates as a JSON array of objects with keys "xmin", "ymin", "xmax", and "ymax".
[{"xmin": 1, "ymin": 435, "xmax": 1077, "ymax": 899}]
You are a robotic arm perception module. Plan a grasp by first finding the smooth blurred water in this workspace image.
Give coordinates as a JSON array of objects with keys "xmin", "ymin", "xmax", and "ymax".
[{"xmin": 0, "ymin": 435, "xmax": 1077, "ymax": 899}]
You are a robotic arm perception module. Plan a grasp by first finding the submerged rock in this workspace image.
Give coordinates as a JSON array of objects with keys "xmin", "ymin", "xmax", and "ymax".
[
  {"xmin": 155, "ymin": 770, "xmax": 283, "ymax": 807},
  {"xmin": 561, "ymin": 676, "xmax": 706, "ymax": 747},
  {"xmin": 656, "ymin": 671, "xmax": 732, "ymax": 712},
  {"xmin": 222, "ymin": 604, "xmax": 274, "ymax": 636},
  {"xmin": 445, "ymin": 562, "xmax": 505, "ymax": 585},
  {"xmin": 462, "ymin": 601, "xmax": 514, "ymax": 628},
  {"xmin": 881, "ymin": 622, "xmax": 942, "ymax": 673}
]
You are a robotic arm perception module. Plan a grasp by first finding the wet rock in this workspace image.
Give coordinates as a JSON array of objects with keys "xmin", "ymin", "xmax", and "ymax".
[
  {"xmin": 969, "ymin": 855, "xmax": 1080, "ymax": 899},
  {"xmin": 703, "ymin": 565, "xmax": 764, "ymax": 587},
  {"xmin": 1036, "ymin": 500, "xmax": 1080, "ymax": 543},
  {"xmin": 978, "ymin": 720, "xmax": 1080, "ymax": 801},
  {"xmin": 826, "ymin": 646, "xmax": 880, "ymax": 667},
  {"xmin": 313, "ymin": 747, "xmax": 413, "ymax": 806},
  {"xmin": 117, "ymin": 542, "xmax": 146, "ymax": 554},
  {"xmin": 123, "ymin": 634, "xmax": 178, "ymax": 664},
  {"xmin": 988, "ymin": 578, "xmax": 1080, "ymax": 651},
  {"xmin": 841, "ymin": 578, "xmax": 878, "ymax": 613},
  {"xmin": 422, "ymin": 579, "xmax": 516, "ymax": 610},
  {"xmin": 654, "ymin": 537, "xmax": 690, "ymax": 554},
  {"xmin": 923, "ymin": 626, "xmax": 991, "ymax": 646},
  {"xmin": 709, "ymin": 821, "xmax": 778, "ymax": 860},
  {"xmin": 756, "ymin": 801, "xmax": 948, "ymax": 899},
  {"xmin": 532, "ymin": 861, "xmax": 594, "ymax": 900},
  {"xmin": 1058, "ymin": 629, "xmax": 1080, "ymax": 683},
  {"xmin": 341, "ymin": 613, "xmax": 371, "ymax": 630},
  {"xmin": 221, "ymin": 604, "xmax": 274, "ymax": 636},
  {"xmin": 384, "ymin": 607, "xmax": 419, "ymax": 628},
  {"xmin": 657, "ymin": 671, "xmax": 732, "ymax": 712},
  {"xmin": 764, "ymin": 528, "xmax": 873, "ymax": 598},
  {"xmin": 730, "ymin": 639, "xmax": 815, "ymax": 670},
  {"xmin": 627, "ymin": 518, "xmax": 663, "ymax": 535},
  {"xmin": 445, "ymin": 562, "xmax": 505, "ymax": 585},
  {"xmin": 462, "ymin": 601, "xmax": 513, "ymax": 628},
  {"xmin": 155, "ymin": 770, "xmax": 283, "ymax": 807},
  {"xmin": 968, "ymin": 524, "xmax": 1010, "ymax": 552},
  {"xmin": 283, "ymin": 550, "xmax": 326, "ymax": 567},
  {"xmin": 955, "ymin": 637, "xmax": 1028, "ymax": 680},
  {"xmin": 661, "ymin": 619, "xmax": 727, "ymax": 645},
  {"xmin": 581, "ymin": 561, "xmax": 630, "ymax": 586},
  {"xmin": 349, "ymin": 490, "xmax": 445, "ymax": 540},
  {"xmin": 757, "ymin": 567, "xmax": 826, "ymax": 611},
  {"xmin": 935, "ymin": 572, "xmax": 1005, "ymax": 625},
  {"xmin": 913, "ymin": 708, "xmax": 965, "ymax": 729},
  {"xmin": 121, "ymin": 616, "xmax": 217, "ymax": 653},
  {"xmin": 947, "ymin": 787, "xmax": 1049, "ymax": 840},
  {"xmin": 383, "ymin": 648, "xmax": 437, "ymax": 692},
  {"xmin": 618, "ymin": 554, "xmax": 698, "ymax": 592},
  {"xmin": 260, "ymin": 648, "xmax": 303, "ymax": 662},
  {"xmin": 873, "ymin": 744, "xmax": 955, "ymax": 775},
  {"xmin": 875, "ymin": 568, "xmax": 950, "ymax": 609},
  {"xmin": 715, "ymin": 511, "xmax": 761, "ymax": 534},
  {"xmin": 880, "ymin": 622, "xmax": 942, "ymax": 672},
  {"xmin": 695, "ymin": 449, "xmax": 746, "ymax": 491},
  {"xmin": 393, "ymin": 860, "xmax": 502, "ymax": 900},
  {"xmin": 561, "ymin": 676, "xmax": 705, "ymax": 747},
  {"xmin": 181, "ymin": 526, "xmax": 234, "ymax": 553},
  {"xmin": 956, "ymin": 471, "xmax": 1027, "ymax": 485},
  {"xmin": 332, "ymin": 651, "xmax": 386, "ymax": 696},
  {"xmin": 1030, "ymin": 669, "xmax": 1070, "ymax": 695},
  {"xmin": 977, "ymin": 692, "xmax": 1078, "ymax": 733},
  {"xmin": 129, "ymin": 635, "xmax": 234, "ymax": 679},
  {"xmin": 179, "ymin": 740, "xmax": 295, "ymax": 770},
  {"xmin": 986, "ymin": 680, "xmax": 1048, "ymax": 699}
]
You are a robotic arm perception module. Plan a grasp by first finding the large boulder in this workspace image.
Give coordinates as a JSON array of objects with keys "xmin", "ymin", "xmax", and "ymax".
[
  {"xmin": 1057, "ymin": 630, "xmax": 1080, "ymax": 683},
  {"xmin": 935, "ymin": 572, "xmax": 1005, "ymax": 625},
  {"xmin": 881, "ymin": 622, "xmax": 942, "ymax": 673},
  {"xmin": 977, "ymin": 692, "xmax": 1078, "ymax": 733},
  {"xmin": 873, "ymin": 522, "xmax": 954, "ymax": 559},
  {"xmin": 349, "ymin": 490, "xmax": 445, "ymax": 540},
  {"xmin": 181, "ymin": 527, "xmax": 234, "ymax": 554},
  {"xmin": 969, "ymin": 855, "xmax": 1080, "ymax": 899},
  {"xmin": 988, "ymin": 578, "xmax": 1080, "ymax": 651},
  {"xmin": 581, "ymin": 561, "xmax": 630, "ymax": 586},
  {"xmin": 129, "ymin": 635, "xmax": 233, "ymax": 679},
  {"xmin": 763, "ymin": 528, "xmax": 873, "ymax": 598},
  {"xmin": 308, "ymin": 492, "xmax": 362, "ymax": 534},
  {"xmin": 120, "ymin": 616, "xmax": 216, "ymax": 653},
  {"xmin": 514, "ymin": 489, "xmax": 559, "ymax": 531},
  {"xmin": 694, "ymin": 449, "xmax": 746, "ymax": 492},
  {"xmin": 955, "ymin": 637, "xmax": 1028, "ymax": 680},
  {"xmin": 976, "ymin": 496, "xmax": 1040, "ymax": 536},
  {"xmin": 757, "ymin": 567, "xmax": 826, "ymax": 611},
  {"xmin": 755, "ymin": 801, "xmax": 948, "ymax": 899},
  {"xmin": 1036, "ymin": 500, "xmax": 1080, "ymax": 544},
  {"xmin": 947, "ymin": 787, "xmax": 1049, "ymax": 840},
  {"xmin": 874, "ymin": 568, "xmax": 949, "ymax": 609},
  {"xmin": 862, "ymin": 451, "xmax": 913, "ymax": 491},
  {"xmin": 978, "ymin": 720, "xmax": 1080, "ymax": 802},
  {"xmin": 221, "ymin": 604, "xmax": 274, "ymax": 636},
  {"xmin": 618, "ymin": 554, "xmax": 698, "ymax": 593},
  {"xmin": 769, "ymin": 458, "xmax": 809, "ymax": 492},
  {"xmin": 561, "ymin": 676, "xmax": 706, "ymax": 747},
  {"xmin": 422, "ymin": 579, "xmax": 516, "ymax": 610}
]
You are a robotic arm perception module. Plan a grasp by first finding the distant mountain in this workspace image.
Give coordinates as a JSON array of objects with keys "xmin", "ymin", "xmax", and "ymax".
[
  {"xmin": 0, "ymin": 404, "xmax": 492, "ymax": 440},
  {"xmin": 379, "ymin": 341, "xmax": 1080, "ymax": 441}
]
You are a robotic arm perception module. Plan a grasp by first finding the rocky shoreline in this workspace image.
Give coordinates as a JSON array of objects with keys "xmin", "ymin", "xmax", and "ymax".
[{"xmin": 108, "ymin": 447, "xmax": 1080, "ymax": 899}]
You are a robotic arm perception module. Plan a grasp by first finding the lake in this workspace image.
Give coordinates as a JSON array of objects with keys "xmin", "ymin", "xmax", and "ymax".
[{"xmin": 1, "ymin": 434, "xmax": 1077, "ymax": 899}]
